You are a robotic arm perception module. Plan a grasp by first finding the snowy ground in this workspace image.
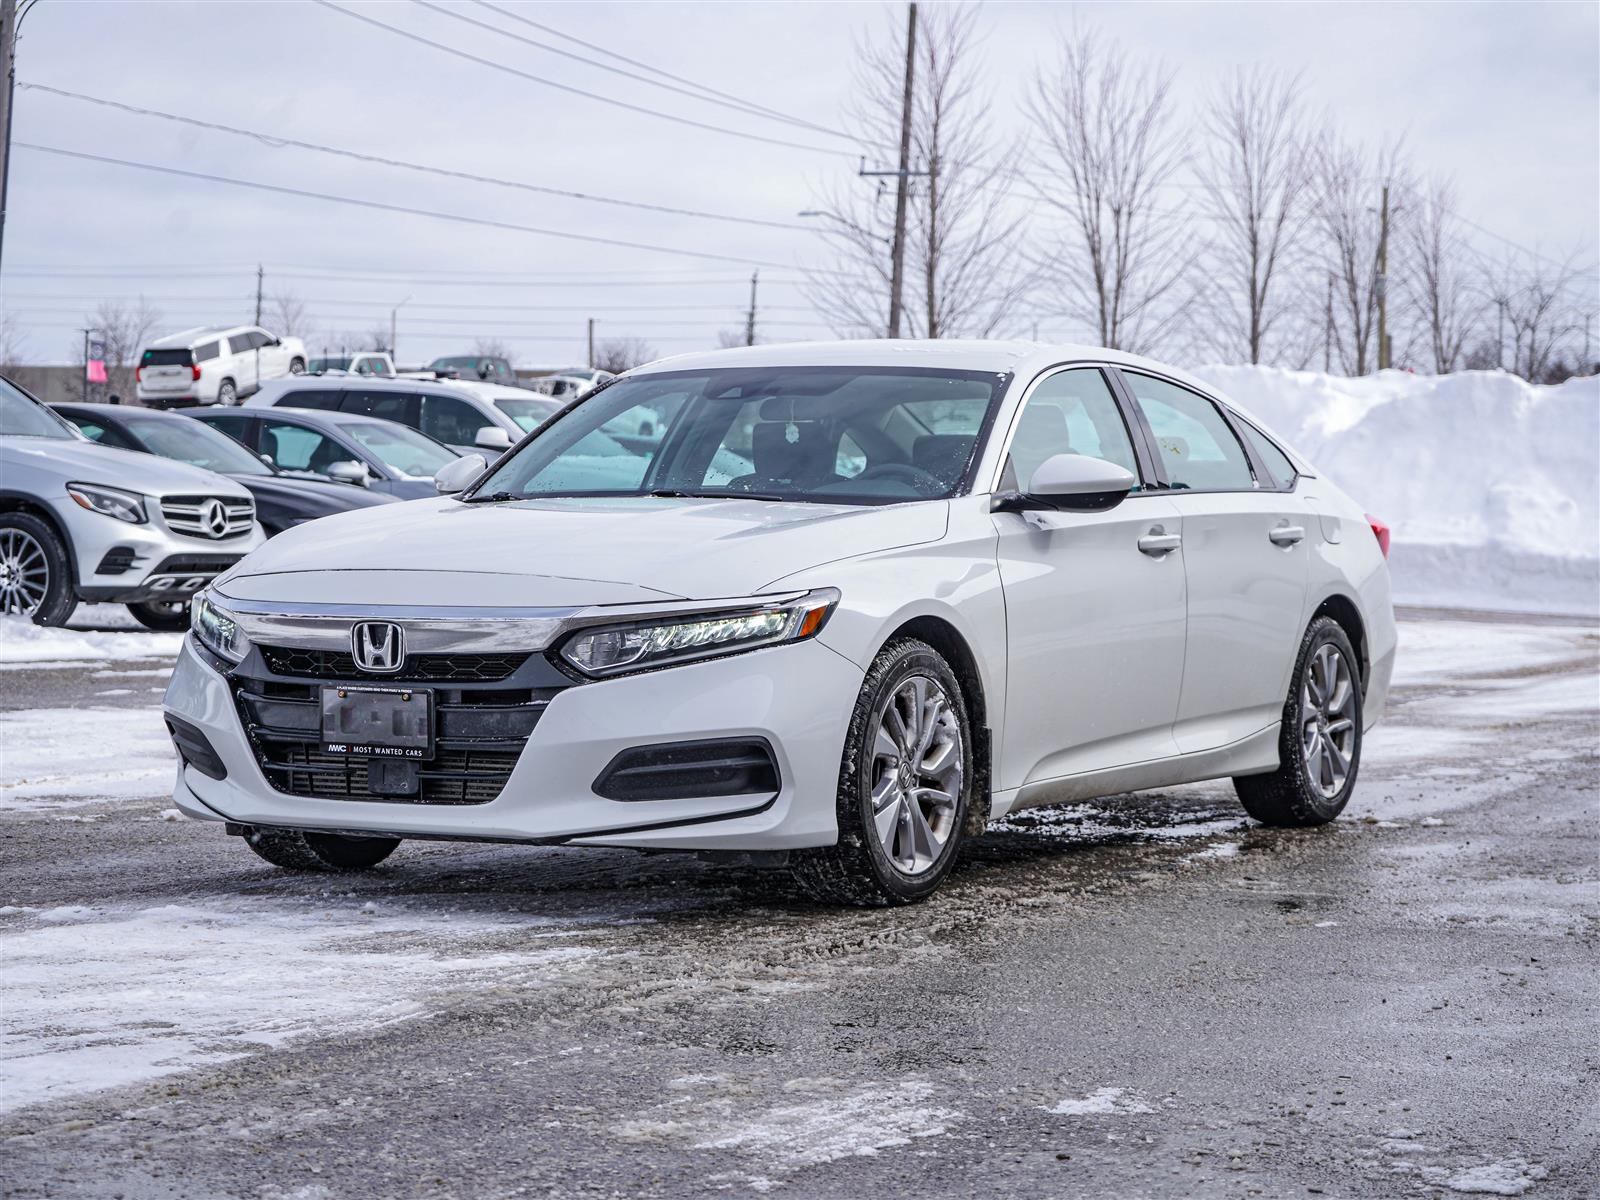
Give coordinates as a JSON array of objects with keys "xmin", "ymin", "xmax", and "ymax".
[{"xmin": 0, "ymin": 610, "xmax": 1594, "ymax": 1198}]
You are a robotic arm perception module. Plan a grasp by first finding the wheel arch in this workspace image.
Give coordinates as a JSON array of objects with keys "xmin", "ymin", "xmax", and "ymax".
[
  {"xmin": 1310, "ymin": 592, "xmax": 1368, "ymax": 692},
  {"xmin": 0, "ymin": 491, "xmax": 81, "ymax": 591}
]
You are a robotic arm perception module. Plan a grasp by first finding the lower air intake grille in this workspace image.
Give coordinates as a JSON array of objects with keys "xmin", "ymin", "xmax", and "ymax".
[{"xmin": 593, "ymin": 739, "xmax": 779, "ymax": 802}]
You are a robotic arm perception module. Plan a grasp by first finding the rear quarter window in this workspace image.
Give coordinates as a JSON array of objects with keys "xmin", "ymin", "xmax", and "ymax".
[
  {"xmin": 1237, "ymin": 418, "xmax": 1299, "ymax": 489},
  {"xmin": 270, "ymin": 390, "xmax": 343, "ymax": 411},
  {"xmin": 195, "ymin": 342, "xmax": 220, "ymax": 362}
]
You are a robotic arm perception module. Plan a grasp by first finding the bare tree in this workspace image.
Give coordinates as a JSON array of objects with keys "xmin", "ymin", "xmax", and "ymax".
[
  {"xmin": 593, "ymin": 337, "xmax": 657, "ymax": 374},
  {"xmin": 1025, "ymin": 28, "xmax": 1195, "ymax": 353},
  {"xmin": 0, "ymin": 309, "xmax": 24, "ymax": 371},
  {"xmin": 1400, "ymin": 178, "xmax": 1476, "ymax": 373},
  {"xmin": 716, "ymin": 329, "xmax": 756, "ymax": 349},
  {"xmin": 267, "ymin": 291, "xmax": 313, "ymax": 340},
  {"xmin": 1196, "ymin": 68, "xmax": 1313, "ymax": 364},
  {"xmin": 471, "ymin": 337, "xmax": 513, "ymax": 361},
  {"xmin": 804, "ymin": 4, "xmax": 1030, "ymax": 339},
  {"xmin": 1311, "ymin": 136, "xmax": 1409, "ymax": 375},
  {"xmin": 79, "ymin": 297, "xmax": 162, "ymax": 401},
  {"xmin": 1483, "ymin": 253, "xmax": 1584, "ymax": 382}
]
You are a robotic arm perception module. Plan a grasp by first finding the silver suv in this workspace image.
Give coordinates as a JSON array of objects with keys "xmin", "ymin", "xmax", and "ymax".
[{"xmin": 0, "ymin": 377, "xmax": 265, "ymax": 629}]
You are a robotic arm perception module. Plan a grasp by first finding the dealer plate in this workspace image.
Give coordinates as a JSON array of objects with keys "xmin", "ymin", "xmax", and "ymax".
[{"xmin": 320, "ymin": 686, "xmax": 433, "ymax": 760}]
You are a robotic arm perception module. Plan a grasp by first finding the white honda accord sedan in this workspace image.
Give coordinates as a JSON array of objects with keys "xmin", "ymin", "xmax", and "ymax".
[{"xmin": 163, "ymin": 341, "xmax": 1396, "ymax": 904}]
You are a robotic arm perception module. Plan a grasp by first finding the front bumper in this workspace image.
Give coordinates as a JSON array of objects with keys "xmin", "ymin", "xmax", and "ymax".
[
  {"xmin": 55, "ymin": 496, "xmax": 263, "ymax": 604},
  {"xmin": 163, "ymin": 634, "xmax": 861, "ymax": 851}
]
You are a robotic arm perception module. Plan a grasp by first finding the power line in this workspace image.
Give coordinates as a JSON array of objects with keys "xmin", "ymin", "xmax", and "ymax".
[
  {"xmin": 2, "ymin": 292, "xmax": 820, "ymax": 313},
  {"xmin": 14, "ymin": 142, "xmax": 795, "ymax": 269},
  {"xmin": 17, "ymin": 82, "xmax": 811, "ymax": 232},
  {"xmin": 313, "ymin": 0, "xmax": 854, "ymax": 160}
]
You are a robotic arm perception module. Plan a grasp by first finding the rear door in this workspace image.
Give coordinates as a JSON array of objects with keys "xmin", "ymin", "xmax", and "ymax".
[
  {"xmin": 1116, "ymin": 370, "xmax": 1311, "ymax": 754},
  {"xmin": 226, "ymin": 332, "xmax": 257, "ymax": 393},
  {"xmin": 992, "ymin": 366, "xmax": 1188, "ymax": 790}
]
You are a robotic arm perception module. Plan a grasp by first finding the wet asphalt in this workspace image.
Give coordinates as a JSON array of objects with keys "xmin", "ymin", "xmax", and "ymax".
[{"xmin": 0, "ymin": 610, "xmax": 1595, "ymax": 1199}]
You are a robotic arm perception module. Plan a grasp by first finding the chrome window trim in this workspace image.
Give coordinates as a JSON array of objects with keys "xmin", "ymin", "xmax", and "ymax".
[{"xmin": 982, "ymin": 360, "xmax": 1150, "ymax": 495}]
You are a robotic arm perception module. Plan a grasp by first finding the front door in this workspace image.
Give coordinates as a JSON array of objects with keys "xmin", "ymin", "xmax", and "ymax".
[
  {"xmin": 1118, "ymin": 370, "xmax": 1311, "ymax": 753},
  {"xmin": 993, "ymin": 367, "xmax": 1188, "ymax": 791}
]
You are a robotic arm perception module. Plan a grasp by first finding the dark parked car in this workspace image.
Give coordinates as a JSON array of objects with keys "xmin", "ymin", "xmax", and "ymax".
[
  {"xmin": 424, "ymin": 354, "xmax": 521, "ymax": 386},
  {"xmin": 52, "ymin": 403, "xmax": 398, "ymax": 536},
  {"xmin": 184, "ymin": 406, "xmax": 458, "ymax": 500}
]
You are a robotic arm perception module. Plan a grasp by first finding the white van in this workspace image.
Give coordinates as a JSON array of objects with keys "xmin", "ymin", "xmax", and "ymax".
[{"xmin": 136, "ymin": 325, "xmax": 308, "ymax": 408}]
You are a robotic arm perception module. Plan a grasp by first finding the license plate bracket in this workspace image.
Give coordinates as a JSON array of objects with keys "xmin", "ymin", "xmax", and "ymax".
[{"xmin": 320, "ymin": 685, "xmax": 434, "ymax": 760}]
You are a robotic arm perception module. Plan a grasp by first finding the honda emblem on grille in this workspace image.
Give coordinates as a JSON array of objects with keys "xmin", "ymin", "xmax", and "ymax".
[
  {"xmin": 202, "ymin": 499, "xmax": 229, "ymax": 538},
  {"xmin": 351, "ymin": 621, "xmax": 404, "ymax": 673}
]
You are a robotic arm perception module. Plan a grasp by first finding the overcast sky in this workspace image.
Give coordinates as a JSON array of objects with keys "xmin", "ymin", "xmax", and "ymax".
[{"xmin": 3, "ymin": 0, "xmax": 1596, "ymax": 368}]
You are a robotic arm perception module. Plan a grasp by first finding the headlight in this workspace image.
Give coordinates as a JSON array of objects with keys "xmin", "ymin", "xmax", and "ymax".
[
  {"xmin": 190, "ymin": 591, "xmax": 246, "ymax": 663},
  {"xmin": 557, "ymin": 589, "xmax": 838, "ymax": 678},
  {"xmin": 66, "ymin": 482, "xmax": 147, "ymax": 524}
]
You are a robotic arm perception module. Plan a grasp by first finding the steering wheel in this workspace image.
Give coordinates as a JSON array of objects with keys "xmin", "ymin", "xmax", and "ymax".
[{"xmin": 855, "ymin": 462, "xmax": 943, "ymax": 493}]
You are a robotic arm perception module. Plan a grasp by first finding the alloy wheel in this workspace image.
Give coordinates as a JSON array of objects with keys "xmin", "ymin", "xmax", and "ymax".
[
  {"xmin": 0, "ymin": 528, "xmax": 49, "ymax": 616},
  {"xmin": 1301, "ymin": 644, "xmax": 1357, "ymax": 799},
  {"xmin": 869, "ymin": 674, "xmax": 964, "ymax": 875}
]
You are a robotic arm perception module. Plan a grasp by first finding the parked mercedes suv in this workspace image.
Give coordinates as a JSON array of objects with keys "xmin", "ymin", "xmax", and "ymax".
[
  {"xmin": 1, "ymin": 376, "xmax": 264, "ymax": 628},
  {"xmin": 165, "ymin": 341, "xmax": 1395, "ymax": 904}
]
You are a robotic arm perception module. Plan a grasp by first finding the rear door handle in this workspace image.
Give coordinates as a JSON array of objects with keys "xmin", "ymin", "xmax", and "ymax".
[
  {"xmin": 1269, "ymin": 524, "xmax": 1306, "ymax": 546},
  {"xmin": 1138, "ymin": 527, "xmax": 1182, "ymax": 556}
]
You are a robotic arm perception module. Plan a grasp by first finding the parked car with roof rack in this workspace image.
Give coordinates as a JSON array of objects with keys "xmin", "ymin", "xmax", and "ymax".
[
  {"xmin": 242, "ymin": 375, "xmax": 559, "ymax": 453},
  {"xmin": 136, "ymin": 325, "xmax": 307, "ymax": 408},
  {"xmin": 188, "ymin": 406, "xmax": 458, "ymax": 500},
  {"xmin": 307, "ymin": 352, "xmax": 395, "ymax": 378},
  {"xmin": 52, "ymin": 403, "xmax": 397, "ymax": 536},
  {"xmin": 420, "ymin": 354, "xmax": 520, "ymax": 386},
  {"xmin": 1, "ymin": 375, "xmax": 263, "ymax": 629}
]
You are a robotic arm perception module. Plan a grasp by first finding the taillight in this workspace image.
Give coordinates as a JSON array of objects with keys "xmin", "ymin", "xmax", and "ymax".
[
  {"xmin": 135, "ymin": 366, "xmax": 144, "ymax": 382},
  {"xmin": 191, "ymin": 364, "xmax": 202, "ymax": 381},
  {"xmin": 1366, "ymin": 514, "xmax": 1391, "ymax": 559}
]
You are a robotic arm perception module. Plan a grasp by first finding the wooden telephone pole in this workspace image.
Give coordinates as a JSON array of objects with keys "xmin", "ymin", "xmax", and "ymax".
[
  {"xmin": 1376, "ymin": 184, "xmax": 1391, "ymax": 371},
  {"xmin": 885, "ymin": 2, "xmax": 917, "ymax": 339},
  {"xmin": 744, "ymin": 270, "xmax": 759, "ymax": 346}
]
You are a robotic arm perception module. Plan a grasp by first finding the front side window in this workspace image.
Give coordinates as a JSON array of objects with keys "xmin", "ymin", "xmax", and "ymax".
[
  {"xmin": 494, "ymin": 395, "xmax": 561, "ymax": 433},
  {"xmin": 1123, "ymin": 373, "xmax": 1255, "ymax": 491},
  {"xmin": 261, "ymin": 421, "xmax": 353, "ymax": 476},
  {"xmin": 1004, "ymin": 368, "xmax": 1139, "ymax": 492},
  {"xmin": 342, "ymin": 421, "xmax": 457, "ymax": 479},
  {"xmin": 1236, "ymin": 418, "xmax": 1298, "ymax": 489},
  {"xmin": 473, "ymin": 367, "xmax": 1005, "ymax": 505}
]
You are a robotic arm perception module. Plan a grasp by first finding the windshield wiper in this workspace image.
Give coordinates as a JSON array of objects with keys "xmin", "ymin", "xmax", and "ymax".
[
  {"xmin": 648, "ymin": 489, "xmax": 790, "ymax": 502},
  {"xmin": 464, "ymin": 490, "xmax": 519, "ymax": 503}
]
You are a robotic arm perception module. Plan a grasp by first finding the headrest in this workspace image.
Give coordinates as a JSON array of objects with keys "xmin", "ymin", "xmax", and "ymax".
[
  {"xmin": 750, "ymin": 421, "xmax": 831, "ymax": 481},
  {"xmin": 912, "ymin": 434, "xmax": 973, "ymax": 483},
  {"xmin": 1014, "ymin": 403, "xmax": 1072, "ymax": 455}
]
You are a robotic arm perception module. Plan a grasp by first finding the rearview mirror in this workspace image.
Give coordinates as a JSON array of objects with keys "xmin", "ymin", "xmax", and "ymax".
[
  {"xmin": 435, "ymin": 453, "xmax": 487, "ymax": 494},
  {"xmin": 995, "ymin": 453, "xmax": 1138, "ymax": 513},
  {"xmin": 474, "ymin": 425, "xmax": 513, "ymax": 451},
  {"xmin": 326, "ymin": 460, "xmax": 369, "ymax": 487}
]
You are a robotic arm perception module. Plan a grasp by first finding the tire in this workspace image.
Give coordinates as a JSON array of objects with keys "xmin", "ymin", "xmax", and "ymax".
[
  {"xmin": 216, "ymin": 378, "xmax": 237, "ymax": 405},
  {"xmin": 0, "ymin": 512, "xmax": 77, "ymax": 627},
  {"xmin": 126, "ymin": 599, "xmax": 192, "ymax": 631},
  {"xmin": 242, "ymin": 826, "xmax": 401, "ymax": 871},
  {"xmin": 792, "ymin": 638, "xmax": 974, "ymax": 906},
  {"xmin": 289, "ymin": 358, "xmax": 306, "ymax": 375},
  {"xmin": 1234, "ymin": 616, "xmax": 1363, "ymax": 826}
]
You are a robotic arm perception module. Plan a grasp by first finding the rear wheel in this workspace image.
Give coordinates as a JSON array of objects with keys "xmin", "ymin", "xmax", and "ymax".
[
  {"xmin": 216, "ymin": 378, "xmax": 237, "ymax": 405},
  {"xmin": 0, "ymin": 513, "xmax": 76, "ymax": 626},
  {"xmin": 126, "ymin": 598, "xmax": 191, "ymax": 631},
  {"xmin": 242, "ymin": 826, "xmax": 401, "ymax": 871},
  {"xmin": 289, "ymin": 357, "xmax": 306, "ymax": 375},
  {"xmin": 792, "ymin": 638, "xmax": 973, "ymax": 906},
  {"xmin": 1234, "ymin": 617, "xmax": 1363, "ymax": 826}
]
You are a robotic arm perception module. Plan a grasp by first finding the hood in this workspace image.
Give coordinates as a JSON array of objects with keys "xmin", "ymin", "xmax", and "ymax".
[
  {"xmin": 1, "ymin": 438, "xmax": 253, "ymax": 499},
  {"xmin": 236, "ymin": 474, "xmax": 398, "ymax": 513},
  {"xmin": 217, "ymin": 493, "xmax": 948, "ymax": 608}
]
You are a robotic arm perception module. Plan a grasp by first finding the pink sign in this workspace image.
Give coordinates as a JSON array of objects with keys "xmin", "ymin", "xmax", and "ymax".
[{"xmin": 86, "ymin": 359, "xmax": 108, "ymax": 384}]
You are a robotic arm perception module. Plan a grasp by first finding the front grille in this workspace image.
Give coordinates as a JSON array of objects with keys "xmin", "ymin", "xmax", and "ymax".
[
  {"xmin": 229, "ymin": 650, "xmax": 565, "ymax": 805},
  {"xmin": 261, "ymin": 646, "xmax": 530, "ymax": 682},
  {"xmin": 161, "ymin": 495, "xmax": 255, "ymax": 539}
]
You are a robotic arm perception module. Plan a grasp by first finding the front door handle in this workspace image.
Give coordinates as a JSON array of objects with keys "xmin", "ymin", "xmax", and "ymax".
[
  {"xmin": 1138, "ymin": 526, "xmax": 1182, "ymax": 556},
  {"xmin": 1269, "ymin": 524, "xmax": 1306, "ymax": 546}
]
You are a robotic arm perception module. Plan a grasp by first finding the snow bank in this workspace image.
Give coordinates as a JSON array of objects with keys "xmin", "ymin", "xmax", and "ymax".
[
  {"xmin": 1193, "ymin": 367, "xmax": 1599, "ymax": 616},
  {"xmin": 0, "ymin": 615, "xmax": 182, "ymax": 664}
]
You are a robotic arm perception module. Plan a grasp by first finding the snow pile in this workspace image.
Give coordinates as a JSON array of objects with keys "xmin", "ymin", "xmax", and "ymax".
[
  {"xmin": 0, "ymin": 615, "xmax": 183, "ymax": 664},
  {"xmin": 0, "ymin": 707, "xmax": 175, "ymax": 809},
  {"xmin": 1194, "ymin": 366, "xmax": 1599, "ymax": 616}
]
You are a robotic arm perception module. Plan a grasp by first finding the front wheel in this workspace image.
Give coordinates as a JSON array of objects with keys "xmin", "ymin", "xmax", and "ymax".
[
  {"xmin": 792, "ymin": 638, "xmax": 974, "ymax": 906},
  {"xmin": 0, "ymin": 512, "xmax": 77, "ymax": 626},
  {"xmin": 243, "ymin": 826, "xmax": 401, "ymax": 871},
  {"xmin": 126, "ymin": 599, "xmax": 191, "ymax": 631},
  {"xmin": 1234, "ymin": 617, "xmax": 1363, "ymax": 826}
]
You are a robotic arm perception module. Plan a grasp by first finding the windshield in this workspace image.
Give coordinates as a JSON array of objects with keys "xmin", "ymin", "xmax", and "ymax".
[
  {"xmin": 124, "ymin": 415, "xmax": 272, "ymax": 475},
  {"xmin": 494, "ymin": 395, "xmax": 561, "ymax": 433},
  {"xmin": 430, "ymin": 356, "xmax": 484, "ymax": 370},
  {"xmin": 342, "ymin": 421, "xmax": 457, "ymax": 478},
  {"xmin": 473, "ymin": 366, "xmax": 1006, "ymax": 505},
  {"xmin": 0, "ymin": 380, "xmax": 76, "ymax": 439},
  {"xmin": 309, "ymin": 356, "xmax": 350, "ymax": 372}
]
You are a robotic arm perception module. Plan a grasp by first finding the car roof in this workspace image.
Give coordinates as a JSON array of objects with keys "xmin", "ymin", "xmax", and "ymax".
[
  {"xmin": 53, "ymin": 402, "xmax": 180, "ymax": 423},
  {"xmin": 255, "ymin": 374, "xmax": 514, "ymax": 406},
  {"xmin": 145, "ymin": 325, "xmax": 256, "ymax": 349}
]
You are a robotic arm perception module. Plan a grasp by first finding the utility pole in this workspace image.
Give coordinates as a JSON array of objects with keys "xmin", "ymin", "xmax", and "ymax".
[
  {"xmin": 0, "ymin": 0, "xmax": 19, "ymax": 279},
  {"xmin": 886, "ymin": 2, "xmax": 917, "ymax": 339},
  {"xmin": 586, "ymin": 318, "xmax": 595, "ymax": 369},
  {"xmin": 744, "ymin": 270, "xmax": 759, "ymax": 347},
  {"xmin": 253, "ymin": 264, "xmax": 264, "ymax": 325},
  {"xmin": 1375, "ymin": 183, "xmax": 1391, "ymax": 371},
  {"xmin": 390, "ymin": 295, "xmax": 410, "ymax": 360}
]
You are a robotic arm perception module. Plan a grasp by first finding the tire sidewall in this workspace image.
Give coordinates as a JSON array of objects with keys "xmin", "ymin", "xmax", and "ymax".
[
  {"xmin": 0, "ymin": 512, "xmax": 76, "ymax": 627},
  {"xmin": 1286, "ymin": 620, "xmax": 1363, "ymax": 821},
  {"xmin": 217, "ymin": 379, "xmax": 237, "ymax": 405},
  {"xmin": 844, "ymin": 643, "xmax": 973, "ymax": 903}
]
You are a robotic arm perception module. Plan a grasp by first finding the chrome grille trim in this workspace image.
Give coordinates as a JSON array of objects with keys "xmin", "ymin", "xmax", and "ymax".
[{"xmin": 160, "ymin": 495, "xmax": 255, "ymax": 539}]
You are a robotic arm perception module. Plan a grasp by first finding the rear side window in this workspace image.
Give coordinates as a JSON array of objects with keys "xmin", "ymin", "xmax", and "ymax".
[
  {"xmin": 1237, "ymin": 418, "xmax": 1298, "ymax": 489},
  {"xmin": 420, "ymin": 394, "xmax": 486, "ymax": 445},
  {"xmin": 140, "ymin": 348, "xmax": 192, "ymax": 367},
  {"xmin": 1122, "ymin": 373, "xmax": 1255, "ymax": 491},
  {"xmin": 342, "ymin": 390, "xmax": 415, "ymax": 424},
  {"xmin": 194, "ymin": 342, "xmax": 220, "ymax": 362},
  {"xmin": 271, "ymin": 389, "xmax": 342, "ymax": 410}
]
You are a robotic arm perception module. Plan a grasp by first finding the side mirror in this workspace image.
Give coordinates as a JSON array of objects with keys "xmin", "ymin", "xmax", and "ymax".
[
  {"xmin": 995, "ymin": 453, "xmax": 1138, "ymax": 513},
  {"xmin": 474, "ymin": 425, "xmax": 513, "ymax": 451},
  {"xmin": 477, "ymin": 364, "xmax": 492, "ymax": 380},
  {"xmin": 435, "ymin": 453, "xmax": 487, "ymax": 494},
  {"xmin": 258, "ymin": 452, "xmax": 275, "ymax": 467},
  {"xmin": 326, "ymin": 460, "xmax": 369, "ymax": 487}
]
